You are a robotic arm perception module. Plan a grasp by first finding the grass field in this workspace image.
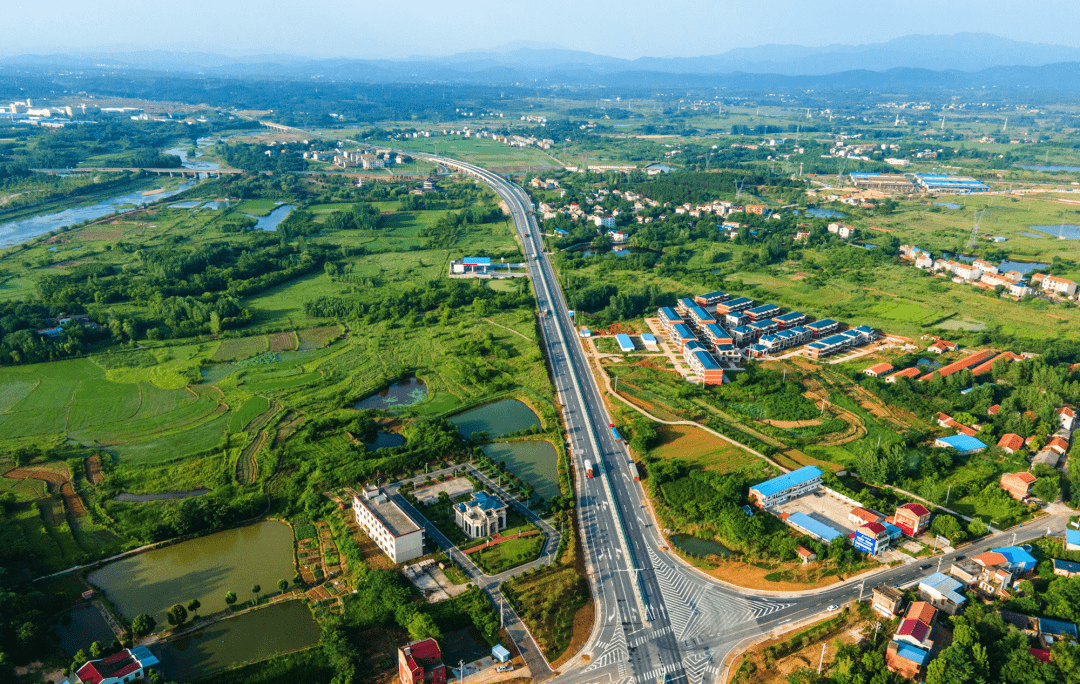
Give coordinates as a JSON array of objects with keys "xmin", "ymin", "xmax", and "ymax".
[
  {"xmin": 398, "ymin": 136, "xmax": 562, "ymax": 170},
  {"xmin": 651, "ymin": 424, "xmax": 761, "ymax": 472},
  {"xmin": 470, "ymin": 534, "xmax": 543, "ymax": 575},
  {"xmin": 230, "ymin": 396, "xmax": 272, "ymax": 433},
  {"xmin": 213, "ymin": 335, "xmax": 270, "ymax": 362}
]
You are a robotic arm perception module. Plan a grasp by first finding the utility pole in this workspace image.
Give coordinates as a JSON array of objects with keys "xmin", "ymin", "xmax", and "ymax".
[
  {"xmin": 457, "ymin": 659, "xmax": 465, "ymax": 684},
  {"xmin": 817, "ymin": 643, "xmax": 827, "ymax": 673},
  {"xmin": 945, "ymin": 484, "xmax": 952, "ymax": 506},
  {"xmin": 613, "ymin": 375, "xmax": 619, "ymax": 394},
  {"xmin": 820, "ymin": 399, "xmax": 827, "ymax": 417}
]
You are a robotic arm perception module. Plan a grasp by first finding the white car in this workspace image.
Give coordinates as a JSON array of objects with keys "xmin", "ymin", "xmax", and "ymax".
[
  {"xmin": 827, "ymin": 604, "xmax": 840, "ymax": 611},
  {"xmin": 496, "ymin": 664, "xmax": 514, "ymax": 672}
]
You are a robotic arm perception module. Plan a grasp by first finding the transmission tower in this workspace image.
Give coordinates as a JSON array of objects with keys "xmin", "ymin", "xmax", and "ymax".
[{"xmin": 968, "ymin": 208, "xmax": 987, "ymax": 248}]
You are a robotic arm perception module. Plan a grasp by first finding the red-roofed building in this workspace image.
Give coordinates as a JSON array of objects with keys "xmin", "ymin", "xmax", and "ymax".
[
  {"xmin": 864, "ymin": 362, "xmax": 894, "ymax": 377},
  {"xmin": 895, "ymin": 618, "xmax": 932, "ymax": 648},
  {"xmin": 1058, "ymin": 407, "xmax": 1076, "ymax": 431},
  {"xmin": 919, "ymin": 349, "xmax": 997, "ymax": 382},
  {"xmin": 988, "ymin": 404, "xmax": 1001, "ymax": 416},
  {"xmin": 399, "ymin": 639, "xmax": 447, "ymax": 684},
  {"xmin": 886, "ymin": 367, "xmax": 921, "ymax": 383},
  {"xmin": 848, "ymin": 507, "xmax": 884, "ymax": 527},
  {"xmin": 998, "ymin": 434, "xmax": 1025, "ymax": 454},
  {"xmin": 75, "ymin": 648, "xmax": 157, "ymax": 684},
  {"xmin": 928, "ymin": 340, "xmax": 958, "ymax": 354},
  {"xmin": 894, "ymin": 503, "xmax": 931, "ymax": 538},
  {"xmin": 1030, "ymin": 648, "xmax": 1052, "ymax": 663},
  {"xmin": 796, "ymin": 545, "xmax": 817, "ymax": 564},
  {"xmin": 907, "ymin": 601, "xmax": 937, "ymax": 627},
  {"xmin": 1000, "ymin": 472, "xmax": 1037, "ymax": 501},
  {"xmin": 1047, "ymin": 436, "xmax": 1070, "ymax": 455}
]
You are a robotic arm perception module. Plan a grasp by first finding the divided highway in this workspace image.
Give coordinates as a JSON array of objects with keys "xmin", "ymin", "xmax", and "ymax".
[{"xmin": 411, "ymin": 153, "xmax": 1071, "ymax": 684}]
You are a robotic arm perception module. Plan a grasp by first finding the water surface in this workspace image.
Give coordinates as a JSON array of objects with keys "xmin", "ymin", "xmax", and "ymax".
[
  {"xmin": 670, "ymin": 534, "xmax": 733, "ymax": 558},
  {"xmin": 933, "ymin": 202, "xmax": 962, "ymax": 209},
  {"xmin": 248, "ymin": 204, "xmax": 296, "ymax": 231},
  {"xmin": 366, "ymin": 432, "xmax": 407, "ymax": 450},
  {"xmin": 998, "ymin": 259, "xmax": 1050, "ymax": 275},
  {"xmin": 451, "ymin": 399, "xmax": 540, "ymax": 439},
  {"xmin": 155, "ymin": 601, "xmax": 319, "ymax": 680},
  {"xmin": 803, "ymin": 208, "xmax": 846, "ymax": 218},
  {"xmin": 354, "ymin": 376, "xmax": 428, "ymax": 410},
  {"xmin": 51, "ymin": 606, "xmax": 115, "ymax": 657},
  {"xmin": 86, "ymin": 521, "xmax": 294, "ymax": 623},
  {"xmin": 1029, "ymin": 224, "xmax": 1080, "ymax": 240},
  {"xmin": 481, "ymin": 440, "xmax": 559, "ymax": 500},
  {"xmin": 1014, "ymin": 164, "xmax": 1080, "ymax": 172}
]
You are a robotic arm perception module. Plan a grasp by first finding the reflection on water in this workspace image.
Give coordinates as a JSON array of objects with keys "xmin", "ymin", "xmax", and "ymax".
[
  {"xmin": 450, "ymin": 399, "xmax": 540, "ymax": 439},
  {"xmin": 354, "ymin": 376, "xmax": 428, "ymax": 410},
  {"xmin": 671, "ymin": 533, "xmax": 733, "ymax": 558},
  {"xmin": 481, "ymin": 440, "xmax": 559, "ymax": 500},
  {"xmin": 248, "ymin": 204, "xmax": 296, "ymax": 231}
]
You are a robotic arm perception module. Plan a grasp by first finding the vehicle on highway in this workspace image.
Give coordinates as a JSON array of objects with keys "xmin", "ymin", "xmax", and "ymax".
[
  {"xmin": 920, "ymin": 563, "xmax": 932, "ymax": 570},
  {"xmin": 955, "ymin": 554, "xmax": 965, "ymax": 560},
  {"xmin": 610, "ymin": 424, "xmax": 622, "ymax": 441},
  {"xmin": 585, "ymin": 459, "xmax": 595, "ymax": 478},
  {"xmin": 827, "ymin": 604, "xmax": 839, "ymax": 611}
]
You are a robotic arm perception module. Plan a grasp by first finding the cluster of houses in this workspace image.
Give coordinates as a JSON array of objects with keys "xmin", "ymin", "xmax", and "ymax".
[
  {"xmin": 653, "ymin": 293, "xmax": 878, "ymax": 382},
  {"xmin": 439, "ymin": 126, "xmax": 554, "ymax": 150},
  {"xmin": 900, "ymin": 244, "xmax": 1079, "ymax": 300},
  {"xmin": 302, "ymin": 147, "xmax": 408, "ymax": 170}
]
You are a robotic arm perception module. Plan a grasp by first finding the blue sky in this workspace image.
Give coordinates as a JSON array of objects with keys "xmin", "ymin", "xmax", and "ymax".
[{"xmin": 2, "ymin": 0, "xmax": 1079, "ymax": 58}]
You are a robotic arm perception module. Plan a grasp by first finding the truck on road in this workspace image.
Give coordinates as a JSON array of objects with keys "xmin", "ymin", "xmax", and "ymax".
[
  {"xmin": 610, "ymin": 424, "xmax": 622, "ymax": 441},
  {"xmin": 585, "ymin": 460, "xmax": 595, "ymax": 478}
]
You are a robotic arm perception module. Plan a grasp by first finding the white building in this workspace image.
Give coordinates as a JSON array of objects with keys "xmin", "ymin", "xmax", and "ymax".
[
  {"xmin": 351, "ymin": 486, "xmax": 425, "ymax": 563},
  {"xmin": 454, "ymin": 491, "xmax": 508, "ymax": 538}
]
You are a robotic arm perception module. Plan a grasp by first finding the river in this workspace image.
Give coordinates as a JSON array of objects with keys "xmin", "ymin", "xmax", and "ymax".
[
  {"xmin": 86, "ymin": 521, "xmax": 295, "ymax": 624},
  {"xmin": 0, "ymin": 180, "xmax": 195, "ymax": 248}
]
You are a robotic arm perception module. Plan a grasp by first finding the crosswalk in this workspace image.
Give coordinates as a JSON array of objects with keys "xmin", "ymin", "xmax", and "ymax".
[
  {"xmin": 584, "ymin": 620, "xmax": 630, "ymax": 675},
  {"xmin": 647, "ymin": 548, "xmax": 789, "ymax": 643}
]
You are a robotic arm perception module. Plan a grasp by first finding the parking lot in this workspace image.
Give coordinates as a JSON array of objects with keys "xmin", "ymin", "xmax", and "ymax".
[{"xmin": 775, "ymin": 490, "xmax": 912, "ymax": 564}]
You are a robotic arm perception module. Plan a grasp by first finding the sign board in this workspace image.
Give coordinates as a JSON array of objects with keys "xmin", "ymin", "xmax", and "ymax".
[{"xmin": 936, "ymin": 535, "xmax": 951, "ymax": 546}]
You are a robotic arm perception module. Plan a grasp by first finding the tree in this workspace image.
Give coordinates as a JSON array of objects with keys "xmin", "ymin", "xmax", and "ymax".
[
  {"xmin": 90, "ymin": 641, "xmax": 104, "ymax": 658},
  {"xmin": 1033, "ymin": 476, "xmax": 1061, "ymax": 503},
  {"xmin": 252, "ymin": 584, "xmax": 261, "ymax": 605},
  {"xmin": 131, "ymin": 614, "xmax": 156, "ymax": 637},
  {"xmin": 225, "ymin": 590, "xmax": 237, "ymax": 608},
  {"xmin": 187, "ymin": 599, "xmax": 201, "ymax": 620},
  {"xmin": 166, "ymin": 603, "xmax": 188, "ymax": 628},
  {"xmin": 278, "ymin": 578, "xmax": 289, "ymax": 595},
  {"xmin": 407, "ymin": 612, "xmax": 442, "ymax": 641}
]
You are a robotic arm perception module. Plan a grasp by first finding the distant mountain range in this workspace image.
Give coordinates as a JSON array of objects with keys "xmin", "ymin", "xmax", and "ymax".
[{"xmin": 4, "ymin": 33, "xmax": 1080, "ymax": 85}]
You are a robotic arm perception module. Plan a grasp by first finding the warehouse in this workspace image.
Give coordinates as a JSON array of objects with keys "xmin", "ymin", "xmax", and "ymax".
[
  {"xmin": 749, "ymin": 466, "xmax": 823, "ymax": 507},
  {"xmin": 615, "ymin": 333, "xmax": 635, "ymax": 352},
  {"xmin": 850, "ymin": 172, "xmax": 917, "ymax": 193}
]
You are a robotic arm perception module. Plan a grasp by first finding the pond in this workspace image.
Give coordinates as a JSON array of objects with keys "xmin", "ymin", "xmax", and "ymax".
[
  {"xmin": 451, "ymin": 399, "xmax": 540, "ymax": 439},
  {"xmin": 86, "ymin": 521, "xmax": 295, "ymax": 624},
  {"xmin": 354, "ymin": 376, "xmax": 428, "ymax": 410},
  {"xmin": 51, "ymin": 606, "xmax": 115, "ymax": 657},
  {"xmin": 247, "ymin": 204, "xmax": 296, "ymax": 231},
  {"xmin": 933, "ymin": 202, "xmax": 962, "ymax": 209},
  {"xmin": 1029, "ymin": 224, "xmax": 1080, "ymax": 240},
  {"xmin": 1014, "ymin": 164, "xmax": 1080, "ymax": 172},
  {"xmin": 998, "ymin": 259, "xmax": 1050, "ymax": 275},
  {"xmin": 112, "ymin": 489, "xmax": 210, "ymax": 503},
  {"xmin": 481, "ymin": 440, "xmax": 560, "ymax": 500},
  {"xmin": 0, "ymin": 181, "xmax": 195, "ymax": 248},
  {"xmin": 670, "ymin": 534, "xmax": 733, "ymax": 558},
  {"xmin": 366, "ymin": 432, "xmax": 407, "ymax": 450},
  {"xmin": 802, "ymin": 208, "xmax": 846, "ymax": 218},
  {"xmin": 155, "ymin": 600, "xmax": 320, "ymax": 681},
  {"xmin": 1020, "ymin": 231, "xmax": 1048, "ymax": 239}
]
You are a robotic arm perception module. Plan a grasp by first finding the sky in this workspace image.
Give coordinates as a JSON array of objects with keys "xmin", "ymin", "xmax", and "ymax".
[{"xmin": 2, "ymin": 0, "xmax": 1080, "ymax": 59}]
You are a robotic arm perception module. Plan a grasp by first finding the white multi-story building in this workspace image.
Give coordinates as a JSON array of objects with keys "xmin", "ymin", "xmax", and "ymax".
[
  {"xmin": 351, "ymin": 486, "xmax": 425, "ymax": 564},
  {"xmin": 454, "ymin": 491, "xmax": 507, "ymax": 538}
]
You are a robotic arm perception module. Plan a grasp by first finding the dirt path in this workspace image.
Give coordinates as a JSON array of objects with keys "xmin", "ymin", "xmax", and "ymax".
[
  {"xmin": 482, "ymin": 317, "xmax": 533, "ymax": 342},
  {"xmin": 84, "ymin": 455, "xmax": 105, "ymax": 485},
  {"xmin": 236, "ymin": 431, "xmax": 268, "ymax": 484}
]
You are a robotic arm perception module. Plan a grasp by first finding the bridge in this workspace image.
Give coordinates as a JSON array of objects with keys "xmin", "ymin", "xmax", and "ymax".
[{"xmin": 31, "ymin": 167, "xmax": 246, "ymax": 177}]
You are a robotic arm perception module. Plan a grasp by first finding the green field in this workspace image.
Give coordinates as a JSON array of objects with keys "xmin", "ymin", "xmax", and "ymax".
[{"xmin": 230, "ymin": 396, "xmax": 272, "ymax": 432}]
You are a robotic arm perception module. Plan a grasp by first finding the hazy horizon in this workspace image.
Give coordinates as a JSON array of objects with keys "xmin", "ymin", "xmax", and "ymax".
[{"xmin": 3, "ymin": 0, "xmax": 1080, "ymax": 60}]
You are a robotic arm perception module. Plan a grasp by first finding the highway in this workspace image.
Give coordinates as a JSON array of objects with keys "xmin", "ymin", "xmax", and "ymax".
[{"xmin": 409, "ymin": 152, "xmax": 1071, "ymax": 684}]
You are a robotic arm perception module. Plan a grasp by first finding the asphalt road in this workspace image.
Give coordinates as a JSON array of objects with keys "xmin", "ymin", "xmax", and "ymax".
[{"xmin": 409, "ymin": 152, "xmax": 1072, "ymax": 684}]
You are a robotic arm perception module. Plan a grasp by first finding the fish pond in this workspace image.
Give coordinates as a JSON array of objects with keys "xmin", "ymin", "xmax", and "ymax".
[
  {"xmin": 481, "ymin": 440, "xmax": 560, "ymax": 500},
  {"xmin": 354, "ymin": 376, "xmax": 428, "ymax": 410},
  {"xmin": 670, "ymin": 534, "xmax": 733, "ymax": 558},
  {"xmin": 155, "ymin": 600, "xmax": 320, "ymax": 681},
  {"xmin": 86, "ymin": 521, "xmax": 295, "ymax": 624},
  {"xmin": 450, "ymin": 399, "xmax": 541, "ymax": 439}
]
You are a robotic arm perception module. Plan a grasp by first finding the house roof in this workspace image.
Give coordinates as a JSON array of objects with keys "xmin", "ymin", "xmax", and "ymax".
[
  {"xmin": 1030, "ymin": 648, "xmax": 1052, "ymax": 663},
  {"xmin": 896, "ymin": 618, "xmax": 930, "ymax": 643},
  {"xmin": 887, "ymin": 367, "xmax": 922, "ymax": 379},
  {"xmin": 1053, "ymin": 559, "xmax": 1080, "ymax": 574},
  {"xmin": 402, "ymin": 638, "xmax": 444, "ymax": 668},
  {"xmin": 859, "ymin": 522, "xmax": 887, "ymax": 535},
  {"xmin": 865, "ymin": 362, "xmax": 894, "ymax": 375},
  {"xmin": 796, "ymin": 545, "xmax": 815, "ymax": 558},
  {"xmin": 973, "ymin": 551, "xmax": 1008, "ymax": 567},
  {"xmin": 936, "ymin": 434, "xmax": 987, "ymax": 452},
  {"xmin": 850, "ymin": 507, "xmax": 881, "ymax": 524},
  {"xmin": 893, "ymin": 642, "xmax": 930, "ymax": 665},
  {"xmin": 998, "ymin": 434, "xmax": 1025, "ymax": 452},
  {"xmin": 1047, "ymin": 436, "xmax": 1070, "ymax": 453},
  {"xmin": 989, "ymin": 404, "xmax": 1001, "ymax": 415},
  {"xmin": 897, "ymin": 502, "xmax": 930, "ymax": 518},
  {"xmin": 1038, "ymin": 618, "xmax": 1078, "ymax": 639},
  {"xmin": 993, "ymin": 546, "xmax": 1037, "ymax": 568},
  {"xmin": 1003, "ymin": 471, "xmax": 1037, "ymax": 485},
  {"xmin": 918, "ymin": 573, "xmax": 966, "ymax": 606},
  {"xmin": 787, "ymin": 511, "xmax": 843, "ymax": 542},
  {"xmin": 906, "ymin": 601, "xmax": 937, "ymax": 625},
  {"xmin": 750, "ymin": 466, "xmax": 822, "ymax": 498}
]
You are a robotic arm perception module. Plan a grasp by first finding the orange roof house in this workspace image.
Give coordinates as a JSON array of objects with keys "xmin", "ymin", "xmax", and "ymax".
[
  {"xmin": 998, "ymin": 434, "xmax": 1025, "ymax": 454},
  {"xmin": 1000, "ymin": 472, "xmax": 1037, "ymax": 501}
]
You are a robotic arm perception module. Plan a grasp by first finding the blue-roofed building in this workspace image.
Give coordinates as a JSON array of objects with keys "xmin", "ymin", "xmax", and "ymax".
[
  {"xmin": 454, "ymin": 492, "xmax": 508, "ymax": 538},
  {"xmin": 887, "ymin": 641, "xmax": 930, "ymax": 678},
  {"xmin": 934, "ymin": 434, "xmax": 987, "ymax": 455},
  {"xmin": 805, "ymin": 318, "xmax": 839, "ymax": 337},
  {"xmin": 492, "ymin": 644, "xmax": 512, "ymax": 662},
  {"xmin": 685, "ymin": 305, "xmax": 716, "ymax": 328},
  {"xmin": 1065, "ymin": 529, "xmax": 1080, "ymax": 551},
  {"xmin": 773, "ymin": 311, "xmax": 806, "ymax": 329},
  {"xmin": 687, "ymin": 348, "xmax": 725, "ymax": 385},
  {"xmin": 746, "ymin": 303, "xmax": 781, "ymax": 322},
  {"xmin": 883, "ymin": 522, "xmax": 904, "ymax": 541},
  {"xmin": 1038, "ymin": 617, "xmax": 1078, "ymax": 644},
  {"xmin": 714, "ymin": 343, "xmax": 742, "ymax": 361},
  {"xmin": 676, "ymin": 298, "xmax": 698, "ymax": 316},
  {"xmin": 453, "ymin": 256, "xmax": 493, "ymax": 274},
  {"xmin": 1053, "ymin": 559, "xmax": 1080, "ymax": 578},
  {"xmin": 731, "ymin": 325, "xmax": 756, "ymax": 346},
  {"xmin": 992, "ymin": 546, "xmax": 1037, "ymax": 574},
  {"xmin": 694, "ymin": 291, "xmax": 728, "ymax": 306},
  {"xmin": 717, "ymin": 296, "xmax": 754, "ymax": 315},
  {"xmin": 615, "ymin": 333, "xmax": 635, "ymax": 353},
  {"xmin": 919, "ymin": 572, "xmax": 967, "ymax": 611},
  {"xmin": 641, "ymin": 333, "xmax": 658, "ymax": 350},
  {"xmin": 749, "ymin": 466, "xmax": 823, "ymax": 508},
  {"xmin": 786, "ymin": 511, "xmax": 843, "ymax": 543},
  {"xmin": 671, "ymin": 323, "xmax": 698, "ymax": 350},
  {"xmin": 724, "ymin": 312, "xmax": 748, "ymax": 329},
  {"xmin": 747, "ymin": 343, "xmax": 770, "ymax": 358}
]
